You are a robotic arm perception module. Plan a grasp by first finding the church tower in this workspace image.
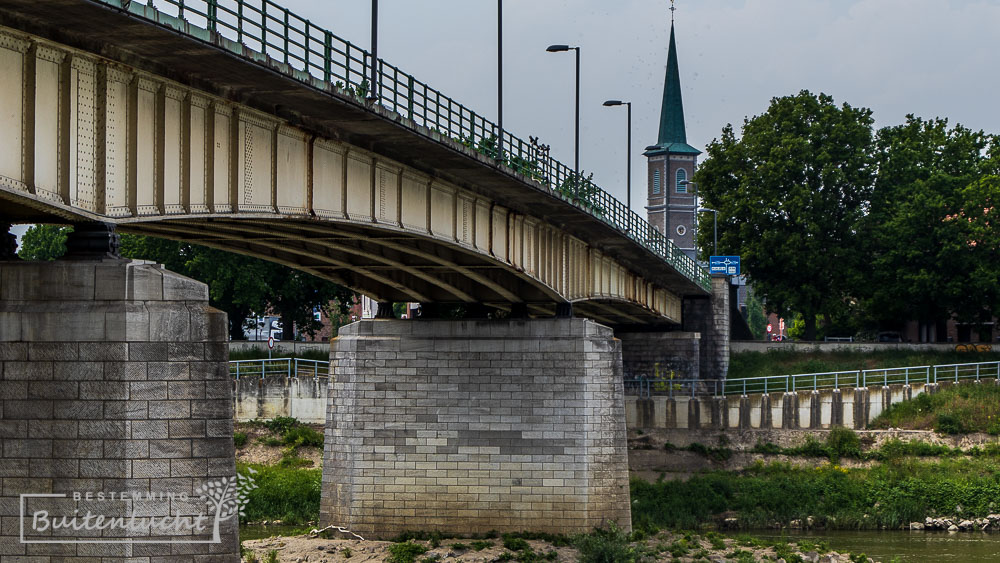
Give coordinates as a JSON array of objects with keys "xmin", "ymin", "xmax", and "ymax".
[{"xmin": 644, "ymin": 8, "xmax": 701, "ymax": 259}]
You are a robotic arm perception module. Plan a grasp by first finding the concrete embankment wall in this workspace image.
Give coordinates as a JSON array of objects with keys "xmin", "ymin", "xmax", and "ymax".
[
  {"xmin": 233, "ymin": 376, "xmax": 327, "ymax": 423},
  {"xmin": 625, "ymin": 379, "xmax": 996, "ymax": 430}
]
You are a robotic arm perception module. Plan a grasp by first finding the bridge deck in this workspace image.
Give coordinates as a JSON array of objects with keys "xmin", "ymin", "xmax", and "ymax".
[{"xmin": 0, "ymin": 0, "xmax": 709, "ymax": 299}]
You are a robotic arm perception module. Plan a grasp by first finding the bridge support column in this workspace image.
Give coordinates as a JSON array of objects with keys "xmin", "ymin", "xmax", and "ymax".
[
  {"xmin": 617, "ymin": 331, "xmax": 701, "ymax": 381},
  {"xmin": 320, "ymin": 318, "xmax": 631, "ymax": 537},
  {"xmin": 0, "ymin": 258, "xmax": 238, "ymax": 560},
  {"xmin": 681, "ymin": 276, "xmax": 731, "ymax": 380}
]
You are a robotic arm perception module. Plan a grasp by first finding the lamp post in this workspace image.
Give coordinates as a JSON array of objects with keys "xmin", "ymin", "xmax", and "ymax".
[
  {"xmin": 370, "ymin": 0, "xmax": 379, "ymax": 101},
  {"xmin": 497, "ymin": 0, "xmax": 503, "ymax": 161},
  {"xmin": 602, "ymin": 99, "xmax": 632, "ymax": 213},
  {"xmin": 546, "ymin": 44, "xmax": 580, "ymax": 195},
  {"xmin": 697, "ymin": 205, "xmax": 718, "ymax": 257}
]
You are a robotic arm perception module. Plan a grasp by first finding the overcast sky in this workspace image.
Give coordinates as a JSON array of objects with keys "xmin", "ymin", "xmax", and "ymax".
[
  {"xmin": 274, "ymin": 0, "xmax": 1000, "ymax": 213},
  {"xmin": 9, "ymin": 0, "xmax": 1000, "ymax": 243}
]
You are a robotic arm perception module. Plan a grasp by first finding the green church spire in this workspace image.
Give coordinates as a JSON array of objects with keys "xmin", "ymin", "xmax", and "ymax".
[{"xmin": 645, "ymin": 20, "xmax": 700, "ymax": 156}]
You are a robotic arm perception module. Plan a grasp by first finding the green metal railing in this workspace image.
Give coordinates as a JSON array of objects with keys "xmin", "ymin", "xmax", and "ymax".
[
  {"xmin": 96, "ymin": 0, "xmax": 711, "ymax": 290},
  {"xmin": 625, "ymin": 361, "xmax": 1000, "ymax": 398}
]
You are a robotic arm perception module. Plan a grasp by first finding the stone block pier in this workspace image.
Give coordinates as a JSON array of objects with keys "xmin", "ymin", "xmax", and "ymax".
[
  {"xmin": 319, "ymin": 318, "xmax": 632, "ymax": 537},
  {"xmin": 0, "ymin": 257, "xmax": 239, "ymax": 561}
]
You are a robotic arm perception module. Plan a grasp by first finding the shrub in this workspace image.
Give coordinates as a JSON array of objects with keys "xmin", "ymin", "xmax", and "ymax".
[
  {"xmin": 470, "ymin": 540, "xmax": 493, "ymax": 551},
  {"xmin": 574, "ymin": 525, "xmax": 642, "ymax": 563},
  {"xmin": 283, "ymin": 425, "xmax": 324, "ymax": 448},
  {"xmin": 233, "ymin": 432, "xmax": 248, "ymax": 449},
  {"xmin": 826, "ymin": 427, "xmax": 861, "ymax": 459},
  {"xmin": 502, "ymin": 537, "xmax": 530, "ymax": 552},
  {"xmin": 263, "ymin": 416, "xmax": 300, "ymax": 435},
  {"xmin": 387, "ymin": 541, "xmax": 428, "ymax": 563},
  {"xmin": 935, "ymin": 412, "xmax": 966, "ymax": 435}
]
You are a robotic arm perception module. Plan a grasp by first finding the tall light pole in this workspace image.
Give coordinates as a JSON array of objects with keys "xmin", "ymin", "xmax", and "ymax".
[
  {"xmin": 546, "ymin": 44, "xmax": 580, "ymax": 195},
  {"xmin": 602, "ymin": 99, "xmax": 632, "ymax": 213},
  {"xmin": 497, "ymin": 0, "xmax": 503, "ymax": 161},
  {"xmin": 370, "ymin": 0, "xmax": 379, "ymax": 100},
  {"xmin": 698, "ymin": 206, "xmax": 718, "ymax": 257}
]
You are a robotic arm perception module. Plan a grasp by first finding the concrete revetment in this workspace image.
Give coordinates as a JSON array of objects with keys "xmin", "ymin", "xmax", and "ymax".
[
  {"xmin": 0, "ymin": 257, "xmax": 239, "ymax": 561},
  {"xmin": 320, "ymin": 318, "xmax": 632, "ymax": 537}
]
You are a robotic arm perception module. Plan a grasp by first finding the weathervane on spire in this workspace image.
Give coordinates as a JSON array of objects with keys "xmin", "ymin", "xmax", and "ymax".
[{"xmin": 670, "ymin": 0, "xmax": 676, "ymax": 23}]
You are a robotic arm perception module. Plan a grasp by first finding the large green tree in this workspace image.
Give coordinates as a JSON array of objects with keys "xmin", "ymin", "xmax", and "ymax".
[
  {"xmin": 859, "ymin": 116, "xmax": 999, "ymax": 337},
  {"xmin": 16, "ymin": 224, "xmax": 71, "ymax": 260},
  {"xmin": 694, "ymin": 90, "xmax": 876, "ymax": 340}
]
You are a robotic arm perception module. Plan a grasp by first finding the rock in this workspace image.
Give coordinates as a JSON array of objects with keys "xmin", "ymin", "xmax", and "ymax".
[
  {"xmin": 948, "ymin": 524, "xmax": 959, "ymax": 532},
  {"xmin": 819, "ymin": 556, "xmax": 837, "ymax": 563},
  {"xmin": 803, "ymin": 552, "xmax": 820, "ymax": 563},
  {"xmin": 959, "ymin": 519, "xmax": 974, "ymax": 530},
  {"xmin": 925, "ymin": 517, "xmax": 934, "ymax": 527},
  {"xmin": 910, "ymin": 522, "xmax": 924, "ymax": 530},
  {"xmin": 807, "ymin": 516, "xmax": 815, "ymax": 527},
  {"xmin": 988, "ymin": 513, "xmax": 1000, "ymax": 521},
  {"xmin": 723, "ymin": 517, "xmax": 739, "ymax": 528},
  {"xmin": 789, "ymin": 519, "xmax": 802, "ymax": 529}
]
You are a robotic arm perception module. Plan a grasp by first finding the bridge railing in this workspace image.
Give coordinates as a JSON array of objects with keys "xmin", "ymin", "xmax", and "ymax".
[
  {"xmin": 624, "ymin": 360, "xmax": 1000, "ymax": 398},
  {"xmin": 229, "ymin": 357, "xmax": 329, "ymax": 379},
  {"xmin": 105, "ymin": 0, "xmax": 711, "ymax": 291}
]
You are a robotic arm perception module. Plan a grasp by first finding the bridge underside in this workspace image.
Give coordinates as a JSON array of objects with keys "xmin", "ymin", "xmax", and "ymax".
[{"xmin": 119, "ymin": 217, "xmax": 662, "ymax": 326}]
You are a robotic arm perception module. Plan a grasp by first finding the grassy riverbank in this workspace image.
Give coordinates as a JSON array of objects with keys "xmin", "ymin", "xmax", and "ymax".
[
  {"xmin": 729, "ymin": 349, "xmax": 999, "ymax": 380},
  {"xmin": 632, "ymin": 456, "xmax": 1000, "ymax": 532},
  {"xmin": 871, "ymin": 381, "xmax": 1000, "ymax": 434}
]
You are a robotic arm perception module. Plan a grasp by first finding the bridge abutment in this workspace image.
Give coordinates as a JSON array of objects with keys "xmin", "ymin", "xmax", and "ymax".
[
  {"xmin": 0, "ymin": 258, "xmax": 239, "ymax": 561},
  {"xmin": 320, "ymin": 317, "xmax": 631, "ymax": 537}
]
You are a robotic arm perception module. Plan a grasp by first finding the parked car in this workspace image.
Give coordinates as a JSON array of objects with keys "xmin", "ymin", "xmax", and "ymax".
[{"xmin": 877, "ymin": 331, "xmax": 902, "ymax": 343}]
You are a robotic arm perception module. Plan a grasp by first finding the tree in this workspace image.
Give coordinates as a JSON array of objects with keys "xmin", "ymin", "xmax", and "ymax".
[
  {"xmin": 16, "ymin": 225, "xmax": 71, "ymax": 260},
  {"xmin": 694, "ymin": 90, "xmax": 875, "ymax": 340},
  {"xmin": 859, "ymin": 116, "xmax": 999, "ymax": 338}
]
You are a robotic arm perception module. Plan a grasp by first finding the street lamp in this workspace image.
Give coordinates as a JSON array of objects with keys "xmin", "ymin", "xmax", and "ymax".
[
  {"xmin": 497, "ymin": 0, "xmax": 503, "ymax": 161},
  {"xmin": 602, "ymin": 99, "xmax": 632, "ymax": 213},
  {"xmin": 369, "ymin": 0, "xmax": 379, "ymax": 101},
  {"xmin": 546, "ymin": 44, "xmax": 580, "ymax": 195}
]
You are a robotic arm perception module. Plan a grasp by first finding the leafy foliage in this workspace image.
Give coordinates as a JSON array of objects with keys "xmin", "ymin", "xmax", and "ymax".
[
  {"xmin": 860, "ymin": 116, "xmax": 1000, "ymax": 332},
  {"xmin": 16, "ymin": 224, "xmax": 71, "ymax": 260},
  {"xmin": 695, "ymin": 90, "xmax": 875, "ymax": 339}
]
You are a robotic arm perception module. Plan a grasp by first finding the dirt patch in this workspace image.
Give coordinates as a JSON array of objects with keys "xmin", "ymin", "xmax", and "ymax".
[
  {"xmin": 235, "ymin": 422, "xmax": 324, "ymax": 468},
  {"xmin": 240, "ymin": 530, "xmax": 870, "ymax": 562}
]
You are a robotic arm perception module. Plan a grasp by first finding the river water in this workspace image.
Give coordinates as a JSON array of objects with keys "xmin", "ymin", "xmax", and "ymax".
[{"xmin": 758, "ymin": 530, "xmax": 1000, "ymax": 562}]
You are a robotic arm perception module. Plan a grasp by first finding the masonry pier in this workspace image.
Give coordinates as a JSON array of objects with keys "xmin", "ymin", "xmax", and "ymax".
[
  {"xmin": 0, "ymin": 256, "xmax": 239, "ymax": 561},
  {"xmin": 319, "ymin": 318, "xmax": 631, "ymax": 537}
]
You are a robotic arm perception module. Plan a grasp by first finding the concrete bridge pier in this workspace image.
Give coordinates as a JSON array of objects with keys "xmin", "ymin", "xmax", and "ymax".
[
  {"xmin": 320, "ymin": 317, "xmax": 631, "ymax": 538},
  {"xmin": 0, "ymin": 240, "xmax": 239, "ymax": 561}
]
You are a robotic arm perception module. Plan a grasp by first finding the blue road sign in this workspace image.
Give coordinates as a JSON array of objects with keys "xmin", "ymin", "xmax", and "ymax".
[{"xmin": 709, "ymin": 255, "xmax": 740, "ymax": 276}]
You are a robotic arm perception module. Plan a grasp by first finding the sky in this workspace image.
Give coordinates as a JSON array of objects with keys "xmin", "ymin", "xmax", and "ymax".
[
  {"xmin": 270, "ymin": 0, "xmax": 1000, "ymax": 214},
  {"xmin": 9, "ymin": 0, "xmax": 1000, "ymax": 243}
]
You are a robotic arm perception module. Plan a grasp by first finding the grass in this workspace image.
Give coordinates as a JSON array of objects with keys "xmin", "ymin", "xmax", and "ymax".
[
  {"xmin": 237, "ymin": 462, "xmax": 322, "ymax": 524},
  {"xmin": 631, "ymin": 456, "xmax": 1000, "ymax": 531},
  {"xmin": 871, "ymin": 381, "xmax": 1000, "ymax": 434},
  {"xmin": 729, "ymin": 349, "xmax": 999, "ymax": 381}
]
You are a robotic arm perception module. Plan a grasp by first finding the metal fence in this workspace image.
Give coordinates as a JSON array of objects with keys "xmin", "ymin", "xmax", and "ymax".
[
  {"xmin": 625, "ymin": 361, "xmax": 1000, "ymax": 398},
  {"xmin": 98, "ymin": 0, "xmax": 710, "ymax": 291},
  {"xmin": 229, "ymin": 357, "xmax": 329, "ymax": 379}
]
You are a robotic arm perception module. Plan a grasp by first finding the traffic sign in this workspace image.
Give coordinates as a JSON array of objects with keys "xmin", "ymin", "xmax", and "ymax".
[
  {"xmin": 267, "ymin": 336, "xmax": 275, "ymax": 350},
  {"xmin": 767, "ymin": 324, "xmax": 772, "ymax": 333},
  {"xmin": 709, "ymin": 255, "xmax": 740, "ymax": 276}
]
